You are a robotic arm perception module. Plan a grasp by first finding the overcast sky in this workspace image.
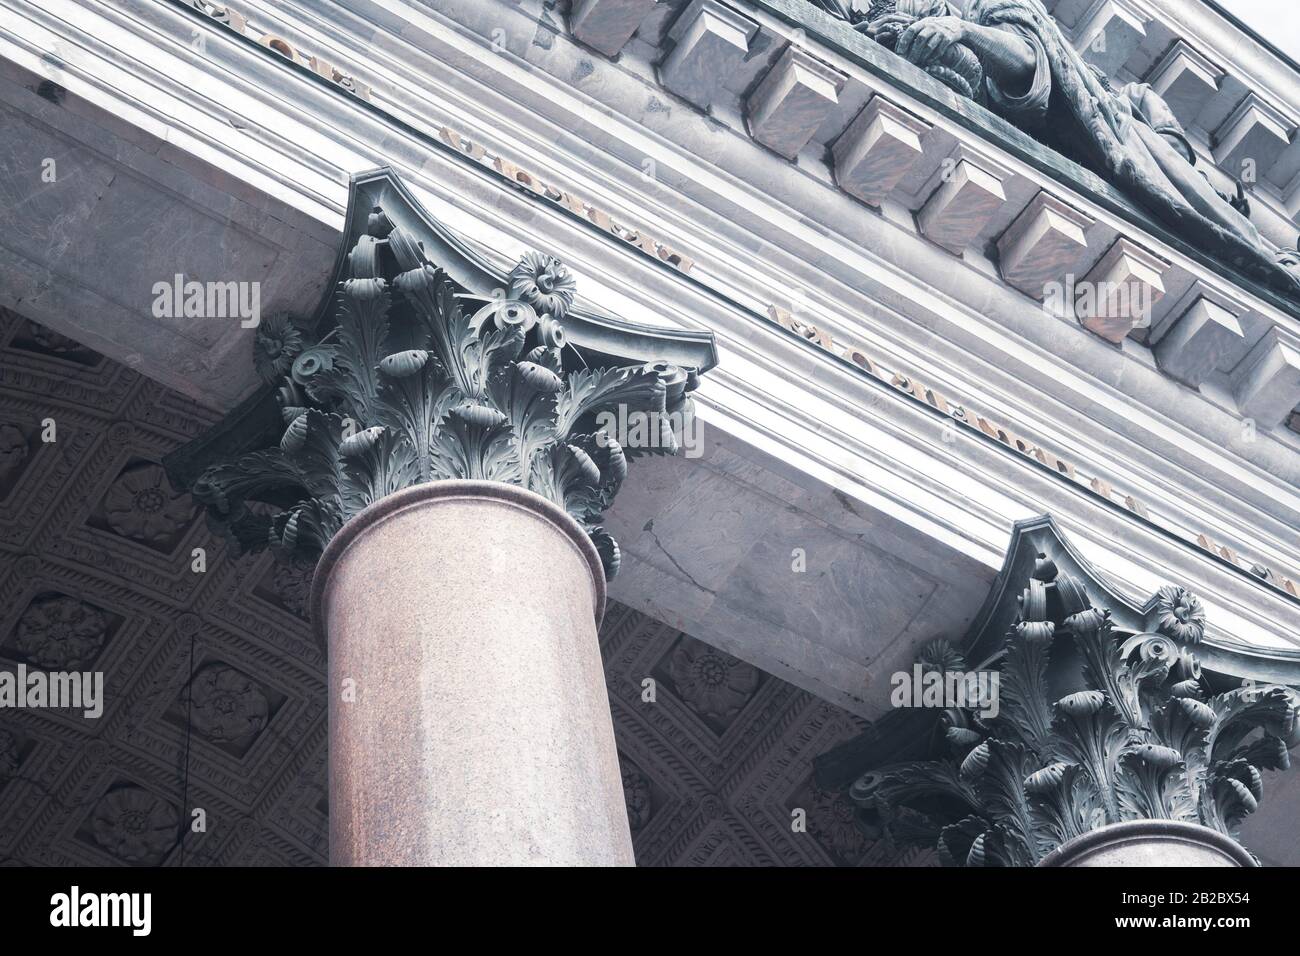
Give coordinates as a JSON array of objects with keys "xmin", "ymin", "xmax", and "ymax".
[{"xmin": 1217, "ymin": 0, "xmax": 1300, "ymax": 64}]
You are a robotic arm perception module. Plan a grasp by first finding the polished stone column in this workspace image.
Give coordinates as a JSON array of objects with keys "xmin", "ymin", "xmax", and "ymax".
[
  {"xmin": 176, "ymin": 172, "xmax": 713, "ymax": 867},
  {"xmin": 313, "ymin": 480, "xmax": 634, "ymax": 867}
]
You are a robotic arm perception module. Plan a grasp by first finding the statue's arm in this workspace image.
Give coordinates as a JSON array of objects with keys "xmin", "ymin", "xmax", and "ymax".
[
  {"xmin": 954, "ymin": 23, "xmax": 1037, "ymax": 94},
  {"xmin": 895, "ymin": 17, "xmax": 1037, "ymax": 95}
]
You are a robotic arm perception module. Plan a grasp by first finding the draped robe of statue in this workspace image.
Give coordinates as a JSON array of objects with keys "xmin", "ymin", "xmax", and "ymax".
[
  {"xmin": 966, "ymin": 0, "xmax": 1296, "ymax": 293},
  {"xmin": 814, "ymin": 0, "xmax": 1300, "ymax": 298}
]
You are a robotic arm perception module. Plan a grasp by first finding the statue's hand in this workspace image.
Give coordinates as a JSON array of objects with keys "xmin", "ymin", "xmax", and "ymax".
[
  {"xmin": 862, "ymin": 13, "xmax": 915, "ymax": 47},
  {"xmin": 895, "ymin": 15, "xmax": 966, "ymax": 66}
]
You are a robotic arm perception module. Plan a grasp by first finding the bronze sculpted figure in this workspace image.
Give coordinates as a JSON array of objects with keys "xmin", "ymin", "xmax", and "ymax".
[{"xmin": 814, "ymin": 0, "xmax": 1300, "ymax": 298}]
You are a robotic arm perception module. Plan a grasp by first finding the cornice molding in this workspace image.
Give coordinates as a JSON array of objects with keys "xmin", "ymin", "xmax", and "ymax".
[
  {"xmin": 8, "ymin": 0, "xmax": 1298, "ymax": 644},
  {"xmin": 43, "ymin": 0, "xmax": 1289, "ymax": 509},
  {"xmin": 740, "ymin": 0, "xmax": 1300, "ymax": 313}
]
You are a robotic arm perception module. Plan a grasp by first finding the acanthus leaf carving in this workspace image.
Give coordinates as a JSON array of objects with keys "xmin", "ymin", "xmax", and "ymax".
[
  {"xmin": 191, "ymin": 203, "xmax": 700, "ymax": 588},
  {"xmin": 844, "ymin": 555, "xmax": 1300, "ymax": 865}
]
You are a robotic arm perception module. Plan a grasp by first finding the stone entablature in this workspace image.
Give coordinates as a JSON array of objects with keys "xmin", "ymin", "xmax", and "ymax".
[
  {"xmin": 561, "ymin": 0, "xmax": 1300, "ymax": 431},
  {"xmin": 3, "ymin": 0, "xmax": 1299, "ymax": 676},
  {"xmin": 4, "ymin": 0, "xmax": 1293, "ymax": 449},
  {"xmin": 764, "ymin": 302, "xmax": 1300, "ymax": 609}
]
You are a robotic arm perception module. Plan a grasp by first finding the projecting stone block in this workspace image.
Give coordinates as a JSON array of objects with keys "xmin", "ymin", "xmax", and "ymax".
[
  {"xmin": 1075, "ymin": 238, "xmax": 1167, "ymax": 342},
  {"xmin": 1212, "ymin": 94, "xmax": 1295, "ymax": 181},
  {"xmin": 917, "ymin": 149, "xmax": 1009, "ymax": 254},
  {"xmin": 746, "ymin": 45, "xmax": 846, "ymax": 160},
  {"xmin": 570, "ymin": 0, "xmax": 659, "ymax": 57},
  {"xmin": 1074, "ymin": 0, "xmax": 1148, "ymax": 78},
  {"xmin": 832, "ymin": 96, "xmax": 931, "ymax": 206},
  {"xmin": 997, "ymin": 192, "xmax": 1094, "ymax": 297},
  {"xmin": 660, "ymin": 0, "xmax": 757, "ymax": 110},
  {"xmin": 1154, "ymin": 294, "xmax": 1246, "ymax": 386},
  {"xmin": 1232, "ymin": 326, "xmax": 1300, "ymax": 426},
  {"xmin": 1146, "ymin": 39, "xmax": 1223, "ymax": 129}
]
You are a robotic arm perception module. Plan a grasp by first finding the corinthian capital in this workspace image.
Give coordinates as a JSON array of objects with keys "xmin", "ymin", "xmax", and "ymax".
[
  {"xmin": 178, "ymin": 169, "xmax": 715, "ymax": 585},
  {"xmin": 817, "ymin": 516, "xmax": 1300, "ymax": 866}
]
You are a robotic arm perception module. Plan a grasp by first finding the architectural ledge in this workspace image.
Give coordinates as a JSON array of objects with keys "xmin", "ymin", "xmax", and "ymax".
[
  {"xmin": 1072, "ymin": 0, "xmax": 1152, "ymax": 77},
  {"xmin": 996, "ymin": 192, "xmax": 1094, "ymax": 297},
  {"xmin": 1212, "ymin": 92, "xmax": 1298, "ymax": 178},
  {"xmin": 1154, "ymin": 288, "xmax": 1247, "ymax": 387},
  {"xmin": 916, "ymin": 144, "xmax": 1012, "ymax": 255},
  {"xmin": 660, "ymin": 0, "xmax": 758, "ymax": 109},
  {"xmin": 1075, "ymin": 238, "xmax": 1168, "ymax": 343},
  {"xmin": 570, "ymin": 0, "xmax": 662, "ymax": 57},
  {"xmin": 1145, "ymin": 39, "xmax": 1225, "ymax": 129},
  {"xmin": 832, "ymin": 95, "xmax": 933, "ymax": 206},
  {"xmin": 747, "ymin": 44, "xmax": 847, "ymax": 160},
  {"xmin": 1231, "ymin": 325, "xmax": 1300, "ymax": 426}
]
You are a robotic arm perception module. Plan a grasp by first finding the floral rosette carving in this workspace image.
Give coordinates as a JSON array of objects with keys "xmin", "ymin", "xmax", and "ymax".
[
  {"xmin": 253, "ymin": 312, "xmax": 304, "ymax": 383},
  {"xmin": 103, "ymin": 463, "xmax": 195, "ymax": 543},
  {"xmin": 184, "ymin": 665, "xmax": 270, "ymax": 743},
  {"xmin": 846, "ymin": 560, "xmax": 1299, "ymax": 866},
  {"xmin": 272, "ymin": 553, "xmax": 316, "ymax": 617},
  {"xmin": 622, "ymin": 766, "xmax": 653, "ymax": 831},
  {"xmin": 668, "ymin": 638, "xmax": 761, "ymax": 720},
  {"xmin": 192, "ymin": 205, "xmax": 698, "ymax": 584},
  {"xmin": 1152, "ymin": 584, "xmax": 1206, "ymax": 645},
  {"xmin": 809, "ymin": 785, "xmax": 868, "ymax": 861},
  {"xmin": 508, "ymin": 251, "xmax": 577, "ymax": 321},
  {"xmin": 90, "ymin": 787, "xmax": 179, "ymax": 864},
  {"xmin": 14, "ymin": 595, "xmax": 108, "ymax": 670}
]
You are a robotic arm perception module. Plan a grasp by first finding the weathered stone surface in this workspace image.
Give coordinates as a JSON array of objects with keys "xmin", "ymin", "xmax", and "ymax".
[
  {"xmin": 1145, "ymin": 39, "xmax": 1224, "ymax": 129},
  {"xmin": 317, "ymin": 481, "xmax": 635, "ymax": 866},
  {"xmin": 1212, "ymin": 93, "xmax": 1296, "ymax": 179},
  {"xmin": 1075, "ymin": 237, "xmax": 1167, "ymax": 343},
  {"xmin": 917, "ymin": 149, "xmax": 1009, "ymax": 255},
  {"xmin": 832, "ymin": 96, "xmax": 931, "ymax": 206},
  {"xmin": 747, "ymin": 45, "xmax": 845, "ymax": 161},
  {"xmin": 1073, "ymin": 0, "xmax": 1149, "ymax": 77},
  {"xmin": 570, "ymin": 0, "xmax": 659, "ymax": 58},
  {"xmin": 1232, "ymin": 325, "xmax": 1300, "ymax": 426},
  {"xmin": 0, "ymin": 66, "xmax": 336, "ymax": 409},
  {"xmin": 1154, "ymin": 290, "xmax": 1246, "ymax": 386},
  {"xmin": 997, "ymin": 192, "xmax": 1094, "ymax": 297},
  {"xmin": 659, "ymin": 0, "xmax": 756, "ymax": 110}
]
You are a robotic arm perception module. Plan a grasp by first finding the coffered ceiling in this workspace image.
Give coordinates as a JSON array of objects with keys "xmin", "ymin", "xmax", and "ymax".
[{"xmin": 0, "ymin": 305, "xmax": 921, "ymax": 867}]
